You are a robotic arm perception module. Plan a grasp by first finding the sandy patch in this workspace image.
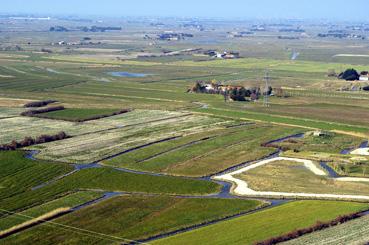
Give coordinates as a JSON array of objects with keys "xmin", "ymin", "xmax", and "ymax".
[
  {"xmin": 335, "ymin": 177, "xmax": 369, "ymax": 182},
  {"xmin": 351, "ymin": 148, "xmax": 369, "ymax": 156}
]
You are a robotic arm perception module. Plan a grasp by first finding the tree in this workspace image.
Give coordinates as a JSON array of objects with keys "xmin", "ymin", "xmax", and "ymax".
[
  {"xmin": 338, "ymin": 69, "xmax": 360, "ymax": 81},
  {"xmin": 238, "ymin": 87, "xmax": 247, "ymax": 97},
  {"xmin": 250, "ymin": 93, "xmax": 258, "ymax": 101}
]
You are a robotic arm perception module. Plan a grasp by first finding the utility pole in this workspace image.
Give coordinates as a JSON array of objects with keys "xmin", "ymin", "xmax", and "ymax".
[{"xmin": 263, "ymin": 70, "xmax": 270, "ymax": 107}]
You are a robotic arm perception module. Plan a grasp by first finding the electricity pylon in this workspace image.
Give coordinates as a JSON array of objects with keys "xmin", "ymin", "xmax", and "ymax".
[{"xmin": 263, "ymin": 70, "xmax": 270, "ymax": 107}]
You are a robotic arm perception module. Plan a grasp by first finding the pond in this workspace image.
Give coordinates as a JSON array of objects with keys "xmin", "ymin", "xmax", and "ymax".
[{"xmin": 108, "ymin": 71, "xmax": 150, "ymax": 78}]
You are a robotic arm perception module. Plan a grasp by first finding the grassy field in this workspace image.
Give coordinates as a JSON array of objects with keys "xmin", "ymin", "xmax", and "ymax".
[
  {"xmin": 274, "ymin": 132, "xmax": 363, "ymax": 154},
  {"xmin": 2, "ymin": 195, "xmax": 263, "ymax": 244},
  {"xmin": 2, "ymin": 18, "xmax": 369, "ymax": 245},
  {"xmin": 0, "ymin": 150, "xmax": 221, "ymax": 214},
  {"xmin": 282, "ymin": 214, "xmax": 369, "ymax": 245},
  {"xmin": 0, "ymin": 191, "xmax": 101, "ymax": 231},
  {"xmin": 0, "ymin": 166, "xmax": 221, "ymax": 213},
  {"xmin": 236, "ymin": 160, "xmax": 369, "ymax": 195},
  {"xmin": 28, "ymin": 112, "xmax": 229, "ymax": 163},
  {"xmin": 193, "ymin": 107, "xmax": 369, "ymax": 135},
  {"xmin": 0, "ymin": 151, "xmax": 73, "ymax": 203},
  {"xmin": 104, "ymin": 124, "xmax": 303, "ymax": 176},
  {"xmin": 152, "ymin": 200, "xmax": 369, "ymax": 245},
  {"xmin": 0, "ymin": 107, "xmax": 24, "ymax": 118},
  {"xmin": 0, "ymin": 116, "xmax": 112, "ymax": 144}
]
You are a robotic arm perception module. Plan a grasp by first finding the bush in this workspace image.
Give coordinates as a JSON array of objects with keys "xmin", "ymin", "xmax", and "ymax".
[{"xmin": 338, "ymin": 69, "xmax": 360, "ymax": 81}]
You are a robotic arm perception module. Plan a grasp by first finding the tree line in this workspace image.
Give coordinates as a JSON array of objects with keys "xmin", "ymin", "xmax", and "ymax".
[
  {"xmin": 23, "ymin": 100, "xmax": 58, "ymax": 108},
  {"xmin": 0, "ymin": 131, "xmax": 69, "ymax": 151},
  {"xmin": 190, "ymin": 81, "xmax": 274, "ymax": 102},
  {"xmin": 21, "ymin": 106, "xmax": 65, "ymax": 117}
]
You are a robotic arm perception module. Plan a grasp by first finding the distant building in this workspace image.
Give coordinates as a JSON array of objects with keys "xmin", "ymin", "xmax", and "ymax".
[
  {"xmin": 211, "ymin": 51, "xmax": 240, "ymax": 59},
  {"xmin": 360, "ymin": 71, "xmax": 369, "ymax": 81},
  {"xmin": 313, "ymin": 131, "xmax": 330, "ymax": 137},
  {"xmin": 360, "ymin": 76, "xmax": 369, "ymax": 81}
]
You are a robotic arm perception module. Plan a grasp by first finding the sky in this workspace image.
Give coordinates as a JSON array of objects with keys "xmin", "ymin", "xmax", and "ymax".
[{"xmin": 1, "ymin": 0, "xmax": 368, "ymax": 21}]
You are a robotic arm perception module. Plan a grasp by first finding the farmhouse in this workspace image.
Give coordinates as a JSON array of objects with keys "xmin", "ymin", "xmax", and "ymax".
[{"xmin": 190, "ymin": 81, "xmax": 261, "ymax": 101}]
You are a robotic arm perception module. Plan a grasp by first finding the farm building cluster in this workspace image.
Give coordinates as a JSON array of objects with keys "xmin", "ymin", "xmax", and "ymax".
[
  {"xmin": 332, "ymin": 68, "xmax": 369, "ymax": 91},
  {"xmin": 203, "ymin": 50, "xmax": 240, "ymax": 59},
  {"xmin": 189, "ymin": 81, "xmax": 278, "ymax": 102}
]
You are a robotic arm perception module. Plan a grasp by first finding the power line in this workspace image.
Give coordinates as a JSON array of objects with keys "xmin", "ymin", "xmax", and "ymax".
[
  {"xmin": 0, "ymin": 208, "xmax": 149, "ymax": 245},
  {"xmin": 263, "ymin": 70, "xmax": 270, "ymax": 107}
]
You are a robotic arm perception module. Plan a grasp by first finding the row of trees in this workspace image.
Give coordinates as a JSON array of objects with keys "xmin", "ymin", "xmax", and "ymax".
[
  {"xmin": 191, "ymin": 81, "xmax": 277, "ymax": 102},
  {"xmin": 228, "ymin": 87, "xmax": 263, "ymax": 101},
  {"xmin": 23, "ymin": 100, "xmax": 58, "ymax": 108},
  {"xmin": 0, "ymin": 132, "xmax": 69, "ymax": 151},
  {"xmin": 21, "ymin": 106, "xmax": 65, "ymax": 117}
]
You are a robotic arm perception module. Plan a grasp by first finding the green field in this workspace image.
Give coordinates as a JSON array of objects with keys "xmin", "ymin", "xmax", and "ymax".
[
  {"xmin": 0, "ymin": 151, "xmax": 72, "ymax": 204},
  {"xmin": 104, "ymin": 125, "xmax": 302, "ymax": 176},
  {"xmin": 153, "ymin": 201, "xmax": 369, "ymax": 245},
  {"xmin": 0, "ymin": 191, "xmax": 101, "ymax": 231},
  {"xmin": 2, "ymin": 195, "xmax": 263, "ymax": 244},
  {"xmin": 1, "ymin": 16, "xmax": 369, "ymax": 244},
  {"xmin": 274, "ymin": 132, "xmax": 363, "ymax": 154},
  {"xmin": 0, "ymin": 151, "xmax": 220, "ymax": 213}
]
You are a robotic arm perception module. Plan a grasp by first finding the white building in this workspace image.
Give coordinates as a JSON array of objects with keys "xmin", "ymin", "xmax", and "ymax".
[{"xmin": 359, "ymin": 75, "xmax": 369, "ymax": 81}]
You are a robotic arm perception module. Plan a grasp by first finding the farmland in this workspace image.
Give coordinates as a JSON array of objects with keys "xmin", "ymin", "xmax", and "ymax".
[
  {"xmin": 152, "ymin": 201, "xmax": 369, "ymax": 245},
  {"xmin": 1, "ymin": 13, "xmax": 369, "ymax": 245},
  {"xmin": 282, "ymin": 214, "xmax": 369, "ymax": 244},
  {"xmin": 2, "ymin": 195, "xmax": 264, "ymax": 244},
  {"xmin": 104, "ymin": 124, "xmax": 302, "ymax": 176},
  {"xmin": 0, "ymin": 191, "xmax": 102, "ymax": 231},
  {"xmin": 28, "ymin": 111, "xmax": 231, "ymax": 164}
]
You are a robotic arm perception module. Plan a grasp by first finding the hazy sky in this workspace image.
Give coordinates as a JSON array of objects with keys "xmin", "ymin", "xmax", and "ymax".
[{"xmin": 2, "ymin": 0, "xmax": 368, "ymax": 21}]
